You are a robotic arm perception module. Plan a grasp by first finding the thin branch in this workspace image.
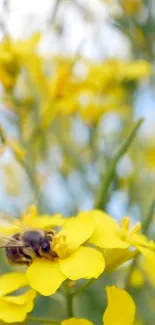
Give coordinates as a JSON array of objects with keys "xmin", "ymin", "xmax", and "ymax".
[{"xmin": 95, "ymin": 118, "xmax": 144, "ymax": 210}]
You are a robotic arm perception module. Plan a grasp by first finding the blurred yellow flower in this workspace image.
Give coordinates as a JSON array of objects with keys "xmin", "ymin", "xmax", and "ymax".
[
  {"xmin": 62, "ymin": 286, "xmax": 135, "ymax": 325},
  {"xmin": 122, "ymin": 0, "xmax": 142, "ymax": 16},
  {"xmin": 145, "ymin": 145, "xmax": 155, "ymax": 169},
  {"xmin": 0, "ymin": 33, "xmax": 40, "ymax": 89},
  {"xmin": 0, "ymin": 272, "xmax": 36, "ymax": 323},
  {"xmin": 26, "ymin": 213, "xmax": 105, "ymax": 295},
  {"xmin": 122, "ymin": 60, "xmax": 151, "ymax": 80},
  {"xmin": 129, "ymin": 268, "xmax": 145, "ymax": 287}
]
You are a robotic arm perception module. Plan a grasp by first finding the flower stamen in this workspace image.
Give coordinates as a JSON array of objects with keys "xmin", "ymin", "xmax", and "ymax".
[{"xmin": 52, "ymin": 234, "xmax": 72, "ymax": 259}]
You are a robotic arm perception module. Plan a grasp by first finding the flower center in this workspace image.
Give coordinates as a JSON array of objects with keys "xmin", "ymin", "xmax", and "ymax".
[
  {"xmin": 52, "ymin": 234, "xmax": 72, "ymax": 259},
  {"xmin": 118, "ymin": 217, "xmax": 142, "ymax": 241}
]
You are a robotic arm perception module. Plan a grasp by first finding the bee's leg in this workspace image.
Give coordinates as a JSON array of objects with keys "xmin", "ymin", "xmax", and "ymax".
[
  {"xmin": 5, "ymin": 246, "xmax": 32, "ymax": 265},
  {"xmin": 19, "ymin": 248, "xmax": 32, "ymax": 265},
  {"xmin": 45, "ymin": 230, "xmax": 55, "ymax": 236},
  {"xmin": 52, "ymin": 251, "xmax": 58, "ymax": 260},
  {"xmin": 12, "ymin": 259, "xmax": 31, "ymax": 266}
]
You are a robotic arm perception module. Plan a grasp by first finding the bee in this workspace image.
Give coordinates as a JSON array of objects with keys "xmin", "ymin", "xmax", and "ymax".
[{"xmin": 0, "ymin": 229, "xmax": 58, "ymax": 266}]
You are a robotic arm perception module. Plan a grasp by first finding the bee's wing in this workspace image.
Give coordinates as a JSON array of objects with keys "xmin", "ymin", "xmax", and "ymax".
[
  {"xmin": 0, "ymin": 212, "xmax": 30, "ymax": 234},
  {"xmin": 0, "ymin": 236, "xmax": 26, "ymax": 248}
]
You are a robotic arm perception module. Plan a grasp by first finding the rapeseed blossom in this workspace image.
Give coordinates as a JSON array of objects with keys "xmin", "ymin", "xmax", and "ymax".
[
  {"xmin": 0, "ymin": 208, "xmax": 104, "ymax": 296},
  {"xmin": 0, "ymin": 272, "xmax": 36, "ymax": 323},
  {"xmin": 1, "ymin": 208, "xmax": 155, "ymax": 297},
  {"xmin": 62, "ymin": 286, "xmax": 135, "ymax": 325},
  {"xmin": 0, "ymin": 33, "xmax": 40, "ymax": 89},
  {"xmin": 26, "ymin": 213, "xmax": 105, "ymax": 295},
  {"xmin": 89, "ymin": 210, "xmax": 155, "ymax": 258},
  {"xmin": 76, "ymin": 210, "xmax": 155, "ymax": 272}
]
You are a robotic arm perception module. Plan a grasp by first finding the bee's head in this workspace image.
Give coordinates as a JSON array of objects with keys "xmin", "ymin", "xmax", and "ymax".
[
  {"xmin": 23, "ymin": 230, "xmax": 43, "ymax": 248},
  {"xmin": 41, "ymin": 238, "xmax": 51, "ymax": 253},
  {"xmin": 23, "ymin": 230, "xmax": 55, "ymax": 259}
]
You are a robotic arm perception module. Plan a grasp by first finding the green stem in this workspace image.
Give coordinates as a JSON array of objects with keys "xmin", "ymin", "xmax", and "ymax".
[
  {"xmin": 27, "ymin": 316, "xmax": 60, "ymax": 324},
  {"xmin": 73, "ymin": 279, "xmax": 95, "ymax": 297},
  {"xmin": 125, "ymin": 199, "xmax": 155, "ymax": 290},
  {"xmin": 95, "ymin": 118, "xmax": 144, "ymax": 210},
  {"xmin": 64, "ymin": 281, "xmax": 74, "ymax": 317},
  {"xmin": 66, "ymin": 293, "xmax": 74, "ymax": 317},
  {"xmin": 50, "ymin": 0, "xmax": 62, "ymax": 23},
  {"xmin": 142, "ymin": 200, "xmax": 155, "ymax": 233}
]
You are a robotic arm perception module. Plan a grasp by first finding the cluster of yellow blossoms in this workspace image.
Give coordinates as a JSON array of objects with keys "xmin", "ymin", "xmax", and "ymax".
[
  {"xmin": 0, "ymin": 33, "xmax": 151, "ymax": 128},
  {"xmin": 0, "ymin": 206, "xmax": 154, "ymax": 323}
]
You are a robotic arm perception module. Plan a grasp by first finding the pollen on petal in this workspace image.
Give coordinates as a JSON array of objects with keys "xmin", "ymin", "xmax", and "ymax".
[
  {"xmin": 59, "ymin": 246, "xmax": 105, "ymax": 280},
  {"xmin": 26, "ymin": 258, "xmax": 66, "ymax": 296}
]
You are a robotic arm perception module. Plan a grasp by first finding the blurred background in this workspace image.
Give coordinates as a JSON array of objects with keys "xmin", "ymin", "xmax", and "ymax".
[{"xmin": 0, "ymin": 0, "xmax": 155, "ymax": 324}]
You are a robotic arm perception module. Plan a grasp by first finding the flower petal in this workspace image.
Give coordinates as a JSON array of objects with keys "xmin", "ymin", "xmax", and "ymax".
[
  {"xmin": 89, "ymin": 210, "xmax": 128, "ymax": 248},
  {"xmin": 61, "ymin": 318, "xmax": 94, "ymax": 325},
  {"xmin": 26, "ymin": 259, "xmax": 66, "ymax": 296},
  {"xmin": 0, "ymin": 272, "xmax": 28, "ymax": 297},
  {"xmin": 59, "ymin": 246, "xmax": 105, "ymax": 280},
  {"xmin": 128, "ymin": 233, "xmax": 155, "ymax": 250},
  {"xmin": 59, "ymin": 213, "xmax": 95, "ymax": 250},
  {"xmin": 21, "ymin": 204, "xmax": 64, "ymax": 229},
  {"xmin": 103, "ymin": 286, "xmax": 136, "ymax": 325},
  {"xmin": 0, "ymin": 289, "xmax": 36, "ymax": 323},
  {"xmin": 137, "ymin": 246, "xmax": 155, "ymax": 268},
  {"xmin": 26, "ymin": 214, "xmax": 64, "ymax": 229},
  {"xmin": 104, "ymin": 248, "xmax": 138, "ymax": 272}
]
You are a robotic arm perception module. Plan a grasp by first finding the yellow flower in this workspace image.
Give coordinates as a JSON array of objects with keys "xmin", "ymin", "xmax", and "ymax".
[
  {"xmin": 129, "ymin": 268, "xmax": 144, "ymax": 288},
  {"xmin": 122, "ymin": 60, "xmax": 151, "ymax": 80},
  {"xmin": 0, "ymin": 272, "xmax": 36, "ymax": 323},
  {"xmin": 0, "ymin": 204, "xmax": 64, "ymax": 235},
  {"xmin": 0, "ymin": 39, "xmax": 18, "ymax": 88},
  {"xmin": 122, "ymin": 0, "xmax": 142, "ymax": 16},
  {"xmin": 26, "ymin": 213, "xmax": 105, "ymax": 296},
  {"xmin": 62, "ymin": 286, "xmax": 135, "ymax": 325},
  {"xmin": 0, "ymin": 33, "xmax": 40, "ymax": 89},
  {"xmin": 88, "ymin": 210, "xmax": 155, "ymax": 264},
  {"xmin": 145, "ymin": 145, "xmax": 155, "ymax": 169}
]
